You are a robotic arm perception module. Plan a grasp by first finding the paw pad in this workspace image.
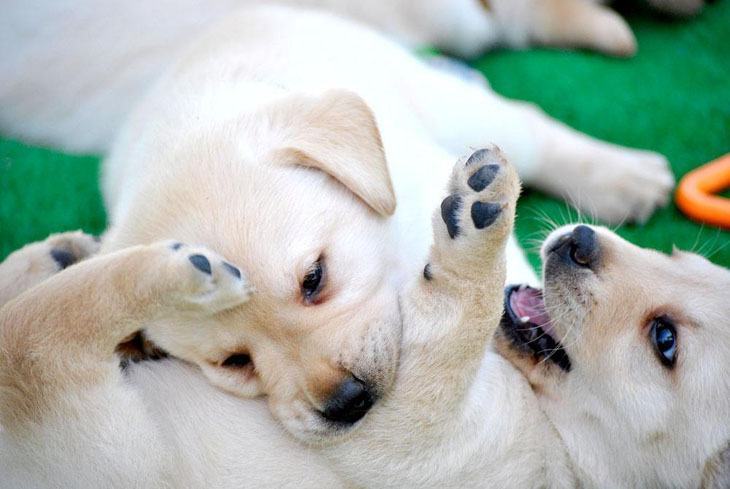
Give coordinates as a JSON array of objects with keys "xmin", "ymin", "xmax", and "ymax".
[
  {"xmin": 440, "ymin": 195, "xmax": 463, "ymax": 239},
  {"xmin": 50, "ymin": 249, "xmax": 77, "ymax": 269},
  {"xmin": 467, "ymin": 165, "xmax": 499, "ymax": 192},
  {"xmin": 189, "ymin": 254, "xmax": 212, "ymax": 275},
  {"xmin": 471, "ymin": 201, "xmax": 502, "ymax": 229},
  {"xmin": 465, "ymin": 148, "xmax": 492, "ymax": 166},
  {"xmin": 423, "ymin": 263, "xmax": 433, "ymax": 281},
  {"xmin": 222, "ymin": 261, "xmax": 242, "ymax": 279}
]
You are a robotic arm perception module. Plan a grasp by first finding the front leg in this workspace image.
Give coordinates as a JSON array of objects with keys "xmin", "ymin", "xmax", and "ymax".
[
  {"xmin": 0, "ymin": 242, "xmax": 251, "ymax": 487},
  {"xmin": 397, "ymin": 146, "xmax": 519, "ymax": 410}
]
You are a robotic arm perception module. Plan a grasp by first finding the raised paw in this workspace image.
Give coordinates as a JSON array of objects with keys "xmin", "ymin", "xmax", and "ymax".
[
  {"xmin": 156, "ymin": 241, "xmax": 252, "ymax": 314},
  {"xmin": 428, "ymin": 146, "xmax": 520, "ymax": 280},
  {"xmin": 0, "ymin": 231, "xmax": 101, "ymax": 306},
  {"xmin": 440, "ymin": 146, "xmax": 520, "ymax": 240}
]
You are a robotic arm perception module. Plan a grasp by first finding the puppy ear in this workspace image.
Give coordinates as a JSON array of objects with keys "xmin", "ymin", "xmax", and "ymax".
[
  {"xmin": 271, "ymin": 90, "xmax": 396, "ymax": 217},
  {"xmin": 702, "ymin": 442, "xmax": 730, "ymax": 489}
]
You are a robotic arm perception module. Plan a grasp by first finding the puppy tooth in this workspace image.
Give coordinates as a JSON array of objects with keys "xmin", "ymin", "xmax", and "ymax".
[
  {"xmin": 520, "ymin": 316, "xmax": 531, "ymax": 324},
  {"xmin": 518, "ymin": 284, "xmax": 527, "ymax": 291}
]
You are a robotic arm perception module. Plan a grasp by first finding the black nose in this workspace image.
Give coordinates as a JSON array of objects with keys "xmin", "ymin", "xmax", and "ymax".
[
  {"xmin": 321, "ymin": 377, "xmax": 374, "ymax": 424},
  {"xmin": 550, "ymin": 225, "xmax": 599, "ymax": 268}
]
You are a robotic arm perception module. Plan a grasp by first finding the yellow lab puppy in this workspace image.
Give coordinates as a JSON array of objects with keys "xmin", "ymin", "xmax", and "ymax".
[
  {"xmin": 0, "ymin": 150, "xmax": 560, "ymax": 487},
  {"xmin": 498, "ymin": 224, "xmax": 730, "ymax": 488}
]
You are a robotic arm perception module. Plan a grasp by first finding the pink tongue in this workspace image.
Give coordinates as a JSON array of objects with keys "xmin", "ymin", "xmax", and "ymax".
[{"xmin": 510, "ymin": 287, "xmax": 554, "ymax": 334}]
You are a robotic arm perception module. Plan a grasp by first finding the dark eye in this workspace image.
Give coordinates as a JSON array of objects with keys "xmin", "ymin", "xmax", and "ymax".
[
  {"xmin": 301, "ymin": 257, "xmax": 325, "ymax": 303},
  {"xmin": 650, "ymin": 317, "xmax": 677, "ymax": 368}
]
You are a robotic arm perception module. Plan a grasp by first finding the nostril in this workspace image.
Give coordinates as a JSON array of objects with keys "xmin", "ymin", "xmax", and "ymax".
[
  {"xmin": 569, "ymin": 242, "xmax": 590, "ymax": 266},
  {"xmin": 550, "ymin": 225, "xmax": 599, "ymax": 268},
  {"xmin": 569, "ymin": 225, "xmax": 598, "ymax": 267},
  {"xmin": 321, "ymin": 377, "xmax": 374, "ymax": 425}
]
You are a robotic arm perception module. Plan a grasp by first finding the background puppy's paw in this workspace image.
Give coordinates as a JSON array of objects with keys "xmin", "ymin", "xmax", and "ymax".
[
  {"xmin": 571, "ymin": 149, "xmax": 674, "ymax": 225},
  {"xmin": 158, "ymin": 241, "xmax": 252, "ymax": 314},
  {"xmin": 588, "ymin": 7, "xmax": 637, "ymax": 58}
]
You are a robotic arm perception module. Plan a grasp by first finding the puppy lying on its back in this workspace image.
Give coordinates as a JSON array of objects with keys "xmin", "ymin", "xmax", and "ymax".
[{"xmin": 1, "ymin": 150, "xmax": 571, "ymax": 487}]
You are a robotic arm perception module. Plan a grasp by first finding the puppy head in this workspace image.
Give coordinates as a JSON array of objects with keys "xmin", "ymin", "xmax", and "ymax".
[
  {"xmin": 497, "ymin": 225, "xmax": 730, "ymax": 486},
  {"xmin": 133, "ymin": 90, "xmax": 401, "ymax": 442}
]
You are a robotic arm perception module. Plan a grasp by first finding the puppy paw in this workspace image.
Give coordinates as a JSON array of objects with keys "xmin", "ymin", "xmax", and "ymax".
[
  {"xmin": 427, "ymin": 147, "xmax": 520, "ymax": 280},
  {"xmin": 574, "ymin": 149, "xmax": 674, "ymax": 225},
  {"xmin": 44, "ymin": 231, "xmax": 101, "ymax": 270},
  {"xmin": 0, "ymin": 231, "xmax": 101, "ymax": 305},
  {"xmin": 588, "ymin": 7, "xmax": 636, "ymax": 58},
  {"xmin": 156, "ymin": 241, "xmax": 252, "ymax": 314}
]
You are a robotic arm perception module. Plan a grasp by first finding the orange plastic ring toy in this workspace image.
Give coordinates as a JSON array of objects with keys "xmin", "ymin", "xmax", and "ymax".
[{"xmin": 676, "ymin": 153, "xmax": 730, "ymax": 229}]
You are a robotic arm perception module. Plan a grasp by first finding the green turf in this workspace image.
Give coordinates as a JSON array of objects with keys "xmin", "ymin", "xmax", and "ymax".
[
  {"xmin": 1, "ymin": 1, "xmax": 729, "ymax": 269},
  {"xmin": 474, "ymin": 0, "xmax": 730, "ymax": 269}
]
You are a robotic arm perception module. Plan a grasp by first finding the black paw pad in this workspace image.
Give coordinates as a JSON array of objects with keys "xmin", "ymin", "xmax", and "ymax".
[
  {"xmin": 440, "ymin": 195, "xmax": 463, "ymax": 239},
  {"xmin": 50, "ymin": 249, "xmax": 76, "ymax": 270},
  {"xmin": 471, "ymin": 201, "xmax": 502, "ymax": 229},
  {"xmin": 189, "ymin": 254, "xmax": 212, "ymax": 275},
  {"xmin": 222, "ymin": 261, "xmax": 241, "ymax": 279},
  {"xmin": 465, "ymin": 148, "xmax": 491, "ymax": 166},
  {"xmin": 423, "ymin": 263, "xmax": 433, "ymax": 281},
  {"xmin": 467, "ymin": 164, "xmax": 499, "ymax": 192},
  {"xmin": 171, "ymin": 242, "xmax": 184, "ymax": 251}
]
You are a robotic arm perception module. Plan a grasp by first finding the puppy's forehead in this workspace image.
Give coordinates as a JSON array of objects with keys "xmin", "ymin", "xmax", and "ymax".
[{"xmin": 207, "ymin": 164, "xmax": 382, "ymax": 292}]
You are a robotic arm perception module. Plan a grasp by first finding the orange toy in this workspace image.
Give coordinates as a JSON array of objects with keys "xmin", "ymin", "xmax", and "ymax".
[{"xmin": 676, "ymin": 153, "xmax": 730, "ymax": 229}]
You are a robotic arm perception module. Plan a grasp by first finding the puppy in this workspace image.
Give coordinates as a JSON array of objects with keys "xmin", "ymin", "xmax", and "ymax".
[
  {"xmin": 284, "ymin": 0, "xmax": 708, "ymax": 57},
  {"xmin": 4, "ymin": 155, "xmax": 726, "ymax": 488},
  {"xmin": 497, "ymin": 224, "xmax": 730, "ymax": 488},
  {"xmin": 0, "ymin": 149, "xmax": 568, "ymax": 488}
]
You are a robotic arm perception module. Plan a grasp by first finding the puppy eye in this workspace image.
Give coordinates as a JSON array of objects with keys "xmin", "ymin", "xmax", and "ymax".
[
  {"xmin": 301, "ymin": 257, "xmax": 325, "ymax": 304},
  {"xmin": 650, "ymin": 317, "xmax": 677, "ymax": 368}
]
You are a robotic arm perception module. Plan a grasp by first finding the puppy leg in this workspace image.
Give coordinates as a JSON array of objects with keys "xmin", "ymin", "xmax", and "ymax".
[
  {"xmin": 405, "ymin": 66, "xmax": 674, "ymax": 224},
  {"xmin": 0, "ymin": 241, "xmax": 251, "ymax": 487},
  {"xmin": 514, "ymin": 0, "xmax": 637, "ymax": 57},
  {"xmin": 0, "ymin": 231, "xmax": 100, "ymax": 306},
  {"xmin": 396, "ymin": 146, "xmax": 519, "ymax": 409}
]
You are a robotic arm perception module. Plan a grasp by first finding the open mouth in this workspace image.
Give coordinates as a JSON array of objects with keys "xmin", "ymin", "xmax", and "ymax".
[{"xmin": 500, "ymin": 285, "xmax": 571, "ymax": 372}]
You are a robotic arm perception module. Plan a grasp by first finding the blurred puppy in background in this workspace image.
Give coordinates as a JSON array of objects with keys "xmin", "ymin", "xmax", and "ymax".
[
  {"xmin": 273, "ymin": 0, "xmax": 708, "ymax": 58},
  {"xmin": 0, "ymin": 0, "xmax": 674, "ymax": 224}
]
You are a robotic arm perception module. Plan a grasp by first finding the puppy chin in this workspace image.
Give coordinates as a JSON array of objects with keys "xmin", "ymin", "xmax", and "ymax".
[{"xmin": 270, "ymin": 398, "xmax": 362, "ymax": 445}]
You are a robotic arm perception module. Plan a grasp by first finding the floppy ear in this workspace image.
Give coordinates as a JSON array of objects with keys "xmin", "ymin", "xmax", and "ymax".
[
  {"xmin": 270, "ymin": 90, "xmax": 396, "ymax": 217},
  {"xmin": 702, "ymin": 442, "xmax": 730, "ymax": 489}
]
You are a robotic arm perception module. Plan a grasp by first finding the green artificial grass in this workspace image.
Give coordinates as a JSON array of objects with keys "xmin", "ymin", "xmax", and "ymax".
[{"xmin": 1, "ymin": 1, "xmax": 729, "ymax": 270}]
